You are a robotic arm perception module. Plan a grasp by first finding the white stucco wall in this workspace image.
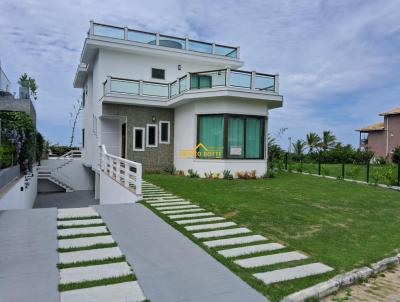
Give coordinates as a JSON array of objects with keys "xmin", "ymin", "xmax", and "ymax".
[
  {"xmin": 40, "ymin": 159, "xmax": 94, "ymax": 191},
  {"xmin": 0, "ymin": 170, "xmax": 37, "ymax": 210},
  {"xmin": 99, "ymin": 171, "xmax": 140, "ymax": 204},
  {"xmin": 174, "ymin": 98, "xmax": 269, "ymax": 177}
]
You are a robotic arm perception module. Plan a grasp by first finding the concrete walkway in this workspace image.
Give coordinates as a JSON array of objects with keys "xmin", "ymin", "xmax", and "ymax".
[
  {"xmin": 34, "ymin": 190, "xmax": 98, "ymax": 209},
  {"xmin": 0, "ymin": 208, "xmax": 59, "ymax": 302},
  {"xmin": 97, "ymin": 203, "xmax": 268, "ymax": 302}
]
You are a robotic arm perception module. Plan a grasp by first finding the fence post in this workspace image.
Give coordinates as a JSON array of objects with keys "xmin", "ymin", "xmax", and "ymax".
[
  {"xmin": 285, "ymin": 153, "xmax": 288, "ymax": 170},
  {"xmin": 318, "ymin": 152, "xmax": 321, "ymax": 175},
  {"xmin": 342, "ymin": 163, "xmax": 345, "ymax": 179},
  {"xmin": 397, "ymin": 161, "xmax": 400, "ymax": 187},
  {"xmin": 366, "ymin": 161, "xmax": 370, "ymax": 183}
]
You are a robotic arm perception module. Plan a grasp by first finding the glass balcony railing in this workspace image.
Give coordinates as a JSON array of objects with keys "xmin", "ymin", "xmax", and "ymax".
[
  {"xmin": 104, "ymin": 68, "xmax": 278, "ymax": 100},
  {"xmin": 90, "ymin": 22, "xmax": 240, "ymax": 59}
]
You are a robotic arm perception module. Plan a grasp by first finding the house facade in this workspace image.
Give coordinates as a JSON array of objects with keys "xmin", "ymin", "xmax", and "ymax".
[
  {"xmin": 357, "ymin": 108, "xmax": 400, "ymax": 159},
  {"xmin": 74, "ymin": 21, "xmax": 283, "ymax": 181}
]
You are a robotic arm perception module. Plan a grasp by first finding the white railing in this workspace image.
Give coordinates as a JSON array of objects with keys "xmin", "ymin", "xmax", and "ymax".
[
  {"xmin": 99, "ymin": 145, "xmax": 142, "ymax": 195},
  {"xmin": 60, "ymin": 150, "xmax": 82, "ymax": 158}
]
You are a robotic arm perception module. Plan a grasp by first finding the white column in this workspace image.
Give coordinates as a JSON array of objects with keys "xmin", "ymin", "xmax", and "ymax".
[
  {"xmin": 265, "ymin": 111, "xmax": 269, "ymax": 175},
  {"xmin": 124, "ymin": 26, "xmax": 128, "ymax": 40},
  {"xmin": 185, "ymin": 36, "xmax": 189, "ymax": 50},
  {"xmin": 94, "ymin": 172, "xmax": 100, "ymax": 199},
  {"xmin": 156, "ymin": 33, "xmax": 160, "ymax": 46},
  {"xmin": 212, "ymin": 43, "xmax": 216, "ymax": 55},
  {"xmin": 116, "ymin": 158, "xmax": 120, "ymax": 182},
  {"xmin": 89, "ymin": 20, "xmax": 94, "ymax": 36},
  {"xmin": 251, "ymin": 71, "xmax": 256, "ymax": 90},
  {"xmin": 139, "ymin": 80, "xmax": 143, "ymax": 96},
  {"xmin": 226, "ymin": 68, "xmax": 231, "ymax": 87},
  {"xmin": 236, "ymin": 46, "xmax": 240, "ymax": 59},
  {"xmin": 275, "ymin": 73, "xmax": 279, "ymax": 94},
  {"xmin": 136, "ymin": 164, "xmax": 142, "ymax": 196},
  {"xmin": 124, "ymin": 163, "xmax": 129, "ymax": 187}
]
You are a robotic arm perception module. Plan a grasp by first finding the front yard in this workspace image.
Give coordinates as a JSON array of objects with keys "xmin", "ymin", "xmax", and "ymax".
[{"xmin": 145, "ymin": 172, "xmax": 400, "ymax": 300}]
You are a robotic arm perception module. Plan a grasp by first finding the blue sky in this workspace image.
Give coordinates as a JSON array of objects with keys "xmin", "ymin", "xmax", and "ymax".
[{"xmin": 1, "ymin": 0, "xmax": 399, "ymax": 149}]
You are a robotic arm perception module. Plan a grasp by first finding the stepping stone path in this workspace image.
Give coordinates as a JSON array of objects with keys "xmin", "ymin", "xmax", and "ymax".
[
  {"xmin": 142, "ymin": 181, "xmax": 334, "ymax": 288},
  {"xmin": 56, "ymin": 207, "xmax": 147, "ymax": 302}
]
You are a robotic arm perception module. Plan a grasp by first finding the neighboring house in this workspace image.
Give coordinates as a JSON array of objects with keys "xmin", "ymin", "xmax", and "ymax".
[
  {"xmin": 0, "ymin": 62, "xmax": 36, "ymax": 125},
  {"xmin": 74, "ymin": 21, "xmax": 283, "ymax": 181},
  {"xmin": 357, "ymin": 108, "xmax": 400, "ymax": 159}
]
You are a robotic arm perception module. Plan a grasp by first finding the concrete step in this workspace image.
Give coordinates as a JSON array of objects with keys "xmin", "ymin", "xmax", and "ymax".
[
  {"xmin": 234, "ymin": 251, "xmax": 308, "ymax": 268},
  {"xmin": 193, "ymin": 227, "xmax": 251, "ymax": 239},
  {"xmin": 58, "ymin": 236, "xmax": 115, "ymax": 249},
  {"xmin": 59, "ymin": 247, "xmax": 123, "ymax": 264}
]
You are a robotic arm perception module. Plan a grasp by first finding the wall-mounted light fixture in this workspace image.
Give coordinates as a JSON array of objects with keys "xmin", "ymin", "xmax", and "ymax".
[
  {"xmin": 152, "ymin": 116, "xmax": 156, "ymax": 123},
  {"xmin": 178, "ymin": 64, "xmax": 182, "ymax": 70}
]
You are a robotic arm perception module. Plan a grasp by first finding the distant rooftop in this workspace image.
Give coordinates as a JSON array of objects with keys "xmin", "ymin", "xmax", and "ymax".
[
  {"xmin": 357, "ymin": 122, "xmax": 385, "ymax": 132},
  {"xmin": 89, "ymin": 21, "xmax": 240, "ymax": 59},
  {"xmin": 380, "ymin": 107, "xmax": 400, "ymax": 116},
  {"xmin": 0, "ymin": 61, "xmax": 11, "ymax": 92}
]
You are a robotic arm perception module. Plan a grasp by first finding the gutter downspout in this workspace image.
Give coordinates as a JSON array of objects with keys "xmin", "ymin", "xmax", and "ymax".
[{"xmin": 386, "ymin": 116, "xmax": 389, "ymax": 157}]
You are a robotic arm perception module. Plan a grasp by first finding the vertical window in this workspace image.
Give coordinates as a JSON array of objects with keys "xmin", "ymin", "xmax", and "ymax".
[
  {"xmin": 151, "ymin": 68, "xmax": 165, "ymax": 80},
  {"xmin": 198, "ymin": 115, "xmax": 224, "ymax": 158},
  {"xmin": 227, "ymin": 116, "xmax": 245, "ymax": 158},
  {"xmin": 146, "ymin": 124, "xmax": 158, "ymax": 147},
  {"xmin": 246, "ymin": 117, "xmax": 262, "ymax": 158},
  {"xmin": 133, "ymin": 127, "xmax": 145, "ymax": 151},
  {"xmin": 82, "ymin": 128, "xmax": 85, "ymax": 148},
  {"xmin": 159, "ymin": 121, "xmax": 170, "ymax": 144}
]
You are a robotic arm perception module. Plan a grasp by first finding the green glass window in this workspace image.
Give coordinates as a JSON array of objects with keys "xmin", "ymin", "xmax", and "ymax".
[
  {"xmin": 198, "ymin": 115, "xmax": 224, "ymax": 158},
  {"xmin": 191, "ymin": 75, "xmax": 212, "ymax": 89},
  {"xmin": 246, "ymin": 117, "xmax": 262, "ymax": 158},
  {"xmin": 228, "ymin": 117, "xmax": 244, "ymax": 158}
]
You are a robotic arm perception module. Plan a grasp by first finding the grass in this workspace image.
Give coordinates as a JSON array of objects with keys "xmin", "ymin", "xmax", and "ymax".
[
  {"xmin": 57, "ymin": 215, "xmax": 100, "ymax": 221},
  {"xmin": 57, "ymin": 223, "xmax": 105, "ymax": 229},
  {"xmin": 58, "ymin": 274, "xmax": 135, "ymax": 291},
  {"xmin": 57, "ymin": 232, "xmax": 110, "ymax": 240},
  {"xmin": 57, "ymin": 256, "xmax": 126, "ymax": 269},
  {"xmin": 145, "ymin": 172, "xmax": 400, "ymax": 301}
]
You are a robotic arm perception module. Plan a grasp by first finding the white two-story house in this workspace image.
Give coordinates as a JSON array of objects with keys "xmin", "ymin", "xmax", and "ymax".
[{"xmin": 74, "ymin": 21, "xmax": 283, "ymax": 188}]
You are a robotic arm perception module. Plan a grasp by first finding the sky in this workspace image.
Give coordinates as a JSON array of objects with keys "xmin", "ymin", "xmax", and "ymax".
[{"xmin": 1, "ymin": 0, "xmax": 399, "ymax": 149}]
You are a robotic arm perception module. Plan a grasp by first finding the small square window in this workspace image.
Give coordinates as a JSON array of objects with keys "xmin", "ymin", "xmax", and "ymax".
[
  {"xmin": 146, "ymin": 124, "xmax": 158, "ymax": 147},
  {"xmin": 152, "ymin": 68, "xmax": 165, "ymax": 80},
  {"xmin": 133, "ymin": 127, "xmax": 145, "ymax": 151},
  {"xmin": 159, "ymin": 121, "xmax": 170, "ymax": 144}
]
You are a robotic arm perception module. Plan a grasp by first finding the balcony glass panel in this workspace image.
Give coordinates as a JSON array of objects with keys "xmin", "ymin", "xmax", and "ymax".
[
  {"xmin": 179, "ymin": 76, "xmax": 188, "ymax": 93},
  {"xmin": 110, "ymin": 79, "xmax": 139, "ymax": 94},
  {"xmin": 159, "ymin": 35, "xmax": 186, "ymax": 49},
  {"xmin": 230, "ymin": 71, "xmax": 251, "ymax": 89},
  {"xmin": 215, "ymin": 45, "xmax": 238, "ymax": 58},
  {"xmin": 142, "ymin": 82, "xmax": 168, "ymax": 97},
  {"xmin": 188, "ymin": 40, "xmax": 212, "ymax": 54},
  {"xmin": 191, "ymin": 70, "xmax": 226, "ymax": 89},
  {"xmin": 255, "ymin": 74, "xmax": 275, "ymax": 91},
  {"xmin": 170, "ymin": 81, "xmax": 178, "ymax": 97},
  {"xmin": 128, "ymin": 30, "xmax": 156, "ymax": 44},
  {"xmin": 93, "ymin": 24, "xmax": 124, "ymax": 39}
]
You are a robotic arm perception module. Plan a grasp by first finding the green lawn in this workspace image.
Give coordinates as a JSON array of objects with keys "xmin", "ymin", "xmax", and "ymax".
[{"xmin": 145, "ymin": 172, "xmax": 400, "ymax": 301}]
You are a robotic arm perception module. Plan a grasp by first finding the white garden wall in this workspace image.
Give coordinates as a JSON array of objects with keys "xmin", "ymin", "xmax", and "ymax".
[
  {"xmin": 0, "ymin": 170, "xmax": 37, "ymax": 210},
  {"xmin": 99, "ymin": 171, "xmax": 140, "ymax": 204}
]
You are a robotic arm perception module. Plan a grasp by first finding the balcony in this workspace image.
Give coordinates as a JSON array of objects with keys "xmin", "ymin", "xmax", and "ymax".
[
  {"xmin": 89, "ymin": 21, "xmax": 239, "ymax": 59},
  {"xmin": 102, "ymin": 68, "xmax": 282, "ymax": 108}
]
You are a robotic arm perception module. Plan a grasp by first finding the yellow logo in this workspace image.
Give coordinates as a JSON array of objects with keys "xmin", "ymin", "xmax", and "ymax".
[{"xmin": 179, "ymin": 143, "xmax": 223, "ymax": 158}]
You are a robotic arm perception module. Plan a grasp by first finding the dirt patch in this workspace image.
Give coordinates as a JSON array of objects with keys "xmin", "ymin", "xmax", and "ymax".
[{"xmin": 223, "ymin": 210, "xmax": 239, "ymax": 219}]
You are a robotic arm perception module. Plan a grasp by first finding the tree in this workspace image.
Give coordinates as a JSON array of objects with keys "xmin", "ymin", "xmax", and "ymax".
[
  {"xmin": 69, "ymin": 98, "xmax": 83, "ymax": 148},
  {"xmin": 320, "ymin": 131, "xmax": 337, "ymax": 151},
  {"xmin": 293, "ymin": 139, "xmax": 306, "ymax": 158},
  {"xmin": 392, "ymin": 146, "xmax": 400, "ymax": 164},
  {"xmin": 306, "ymin": 132, "xmax": 321, "ymax": 153},
  {"xmin": 18, "ymin": 73, "xmax": 38, "ymax": 100},
  {"xmin": 36, "ymin": 132, "xmax": 45, "ymax": 164}
]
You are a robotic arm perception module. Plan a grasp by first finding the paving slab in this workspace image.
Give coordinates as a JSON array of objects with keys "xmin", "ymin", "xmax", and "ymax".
[
  {"xmin": 59, "ymin": 247, "xmax": 123, "ymax": 264},
  {"xmin": 218, "ymin": 243, "xmax": 285, "ymax": 258},
  {"xmin": 60, "ymin": 262, "xmax": 132, "ymax": 284},
  {"xmin": 193, "ymin": 227, "xmax": 251, "ymax": 239},
  {"xmin": 169, "ymin": 212, "xmax": 215, "ymax": 219},
  {"xmin": 146, "ymin": 198, "xmax": 185, "ymax": 203},
  {"xmin": 155, "ymin": 205, "xmax": 199, "ymax": 210},
  {"xmin": 58, "ymin": 226, "xmax": 108, "ymax": 237},
  {"xmin": 175, "ymin": 216, "xmax": 225, "ymax": 225},
  {"xmin": 235, "ymin": 251, "xmax": 307, "ymax": 268},
  {"xmin": 58, "ymin": 207, "xmax": 99, "ymax": 219},
  {"xmin": 58, "ymin": 218, "xmax": 104, "ymax": 227},
  {"xmin": 203, "ymin": 235, "xmax": 267, "ymax": 248},
  {"xmin": 58, "ymin": 235, "xmax": 115, "ymax": 249},
  {"xmin": 253, "ymin": 263, "xmax": 334, "ymax": 285},
  {"xmin": 60, "ymin": 281, "xmax": 146, "ymax": 302},
  {"xmin": 0, "ymin": 208, "xmax": 59, "ymax": 302},
  {"xmin": 150, "ymin": 201, "xmax": 191, "ymax": 206},
  {"xmin": 97, "ymin": 203, "xmax": 267, "ymax": 302},
  {"xmin": 185, "ymin": 222, "xmax": 237, "ymax": 231},
  {"xmin": 161, "ymin": 208, "xmax": 205, "ymax": 214}
]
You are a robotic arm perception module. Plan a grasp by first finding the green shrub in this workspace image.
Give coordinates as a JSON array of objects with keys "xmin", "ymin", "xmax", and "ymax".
[
  {"xmin": 187, "ymin": 169, "xmax": 199, "ymax": 178},
  {"xmin": 392, "ymin": 146, "xmax": 400, "ymax": 164},
  {"xmin": 222, "ymin": 170, "xmax": 233, "ymax": 180}
]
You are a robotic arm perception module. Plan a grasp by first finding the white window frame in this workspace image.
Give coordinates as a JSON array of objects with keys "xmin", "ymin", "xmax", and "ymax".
[
  {"xmin": 159, "ymin": 121, "xmax": 170, "ymax": 144},
  {"xmin": 133, "ymin": 127, "xmax": 145, "ymax": 151},
  {"xmin": 146, "ymin": 124, "xmax": 158, "ymax": 148}
]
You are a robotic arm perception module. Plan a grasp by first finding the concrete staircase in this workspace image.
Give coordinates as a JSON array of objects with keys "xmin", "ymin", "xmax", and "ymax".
[{"xmin": 38, "ymin": 159, "xmax": 75, "ymax": 192}]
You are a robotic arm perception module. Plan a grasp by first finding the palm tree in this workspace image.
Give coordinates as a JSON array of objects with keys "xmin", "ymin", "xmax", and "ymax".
[
  {"xmin": 320, "ymin": 131, "xmax": 337, "ymax": 151},
  {"xmin": 293, "ymin": 139, "xmax": 307, "ymax": 158},
  {"xmin": 306, "ymin": 132, "xmax": 321, "ymax": 153}
]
